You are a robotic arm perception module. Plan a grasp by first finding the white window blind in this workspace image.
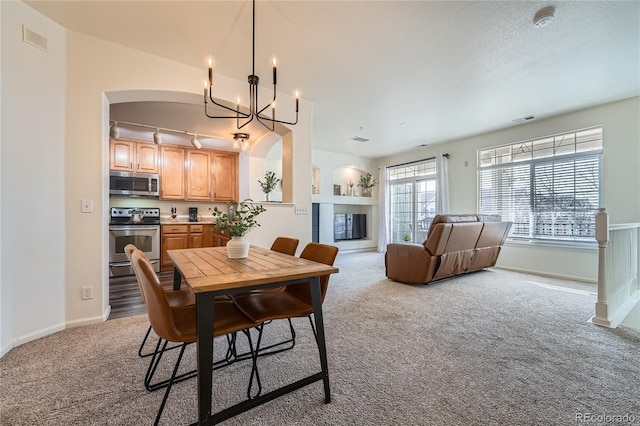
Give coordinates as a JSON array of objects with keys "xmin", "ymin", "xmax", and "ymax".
[{"xmin": 477, "ymin": 127, "xmax": 602, "ymax": 243}]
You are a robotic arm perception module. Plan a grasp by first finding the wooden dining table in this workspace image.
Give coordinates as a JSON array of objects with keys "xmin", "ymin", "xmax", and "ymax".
[{"xmin": 167, "ymin": 245, "xmax": 339, "ymax": 425}]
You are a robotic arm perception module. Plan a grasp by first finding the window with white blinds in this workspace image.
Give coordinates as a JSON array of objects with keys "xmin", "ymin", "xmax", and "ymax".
[{"xmin": 477, "ymin": 127, "xmax": 602, "ymax": 243}]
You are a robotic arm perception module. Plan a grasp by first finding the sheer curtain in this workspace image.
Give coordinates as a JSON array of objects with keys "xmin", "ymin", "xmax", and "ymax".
[
  {"xmin": 377, "ymin": 166, "xmax": 390, "ymax": 252},
  {"xmin": 436, "ymin": 153, "xmax": 450, "ymax": 214}
]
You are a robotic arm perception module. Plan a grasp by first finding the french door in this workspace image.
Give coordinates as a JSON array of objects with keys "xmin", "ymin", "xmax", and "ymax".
[{"xmin": 389, "ymin": 178, "xmax": 436, "ymax": 243}]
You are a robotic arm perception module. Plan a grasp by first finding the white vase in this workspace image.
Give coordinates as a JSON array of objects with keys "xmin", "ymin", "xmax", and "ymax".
[{"xmin": 226, "ymin": 236, "xmax": 250, "ymax": 258}]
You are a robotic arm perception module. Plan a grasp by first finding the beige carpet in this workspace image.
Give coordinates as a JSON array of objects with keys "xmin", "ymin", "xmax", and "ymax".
[{"xmin": 1, "ymin": 252, "xmax": 639, "ymax": 425}]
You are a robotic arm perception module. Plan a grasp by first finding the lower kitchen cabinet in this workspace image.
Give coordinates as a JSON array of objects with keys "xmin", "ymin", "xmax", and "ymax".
[{"xmin": 161, "ymin": 223, "xmax": 229, "ymax": 271}]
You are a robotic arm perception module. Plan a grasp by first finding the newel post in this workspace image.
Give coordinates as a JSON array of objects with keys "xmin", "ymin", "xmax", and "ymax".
[{"xmin": 594, "ymin": 207, "xmax": 610, "ymax": 325}]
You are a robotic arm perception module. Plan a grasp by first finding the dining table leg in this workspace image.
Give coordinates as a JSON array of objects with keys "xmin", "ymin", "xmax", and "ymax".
[
  {"xmin": 309, "ymin": 276, "xmax": 331, "ymax": 403},
  {"xmin": 196, "ymin": 292, "xmax": 216, "ymax": 425},
  {"xmin": 173, "ymin": 267, "xmax": 182, "ymax": 290}
]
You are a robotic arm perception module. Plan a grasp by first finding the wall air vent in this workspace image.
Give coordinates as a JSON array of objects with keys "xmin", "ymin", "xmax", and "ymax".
[
  {"xmin": 22, "ymin": 25, "xmax": 48, "ymax": 52},
  {"xmin": 512, "ymin": 115, "xmax": 535, "ymax": 123},
  {"xmin": 350, "ymin": 136, "xmax": 370, "ymax": 143}
]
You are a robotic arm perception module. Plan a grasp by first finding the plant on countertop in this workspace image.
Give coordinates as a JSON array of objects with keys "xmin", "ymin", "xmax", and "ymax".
[
  {"xmin": 258, "ymin": 171, "xmax": 281, "ymax": 201},
  {"xmin": 209, "ymin": 200, "xmax": 266, "ymax": 237}
]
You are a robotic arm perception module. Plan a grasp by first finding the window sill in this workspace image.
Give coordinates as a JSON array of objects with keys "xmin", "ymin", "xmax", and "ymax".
[{"xmin": 505, "ymin": 238, "xmax": 597, "ymax": 251}]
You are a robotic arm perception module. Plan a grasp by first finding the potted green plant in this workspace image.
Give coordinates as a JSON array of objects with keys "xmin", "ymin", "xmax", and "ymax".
[
  {"xmin": 258, "ymin": 170, "xmax": 281, "ymax": 202},
  {"xmin": 210, "ymin": 200, "xmax": 266, "ymax": 258},
  {"xmin": 357, "ymin": 172, "xmax": 379, "ymax": 197}
]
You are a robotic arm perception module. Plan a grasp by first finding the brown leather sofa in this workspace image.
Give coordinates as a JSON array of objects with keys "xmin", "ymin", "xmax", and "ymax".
[{"xmin": 385, "ymin": 214, "xmax": 512, "ymax": 284}]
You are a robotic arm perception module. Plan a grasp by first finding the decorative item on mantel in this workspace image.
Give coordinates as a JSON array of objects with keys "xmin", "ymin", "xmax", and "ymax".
[
  {"xmin": 210, "ymin": 200, "xmax": 266, "ymax": 258},
  {"xmin": 258, "ymin": 170, "xmax": 281, "ymax": 202},
  {"xmin": 358, "ymin": 172, "xmax": 379, "ymax": 197},
  {"xmin": 347, "ymin": 180, "xmax": 355, "ymax": 196}
]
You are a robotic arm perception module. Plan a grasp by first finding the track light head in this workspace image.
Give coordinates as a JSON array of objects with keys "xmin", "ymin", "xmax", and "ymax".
[
  {"xmin": 191, "ymin": 134, "xmax": 201, "ymax": 150},
  {"xmin": 110, "ymin": 121, "xmax": 120, "ymax": 139},
  {"xmin": 153, "ymin": 129, "xmax": 162, "ymax": 145}
]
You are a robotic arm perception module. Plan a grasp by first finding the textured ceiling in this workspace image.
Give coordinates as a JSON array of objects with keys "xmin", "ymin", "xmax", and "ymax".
[{"xmin": 25, "ymin": 1, "xmax": 640, "ymax": 158}]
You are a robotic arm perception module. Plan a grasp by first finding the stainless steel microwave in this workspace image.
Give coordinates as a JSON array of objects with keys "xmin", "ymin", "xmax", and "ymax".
[{"xmin": 109, "ymin": 171, "xmax": 159, "ymax": 197}]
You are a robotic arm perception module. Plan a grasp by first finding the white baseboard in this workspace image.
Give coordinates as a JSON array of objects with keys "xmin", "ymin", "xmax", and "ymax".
[
  {"xmin": 494, "ymin": 265, "xmax": 597, "ymax": 284},
  {"xmin": 3, "ymin": 322, "xmax": 66, "ymax": 357}
]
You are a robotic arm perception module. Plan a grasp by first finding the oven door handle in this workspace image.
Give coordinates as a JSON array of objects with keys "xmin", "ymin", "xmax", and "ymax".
[
  {"xmin": 110, "ymin": 259, "xmax": 159, "ymax": 267},
  {"xmin": 109, "ymin": 226, "xmax": 160, "ymax": 231}
]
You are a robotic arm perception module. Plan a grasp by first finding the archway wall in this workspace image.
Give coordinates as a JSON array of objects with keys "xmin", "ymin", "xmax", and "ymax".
[{"xmin": 65, "ymin": 30, "xmax": 313, "ymax": 325}]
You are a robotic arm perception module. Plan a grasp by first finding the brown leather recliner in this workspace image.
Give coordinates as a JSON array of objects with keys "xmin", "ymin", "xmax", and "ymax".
[{"xmin": 385, "ymin": 214, "xmax": 511, "ymax": 284}]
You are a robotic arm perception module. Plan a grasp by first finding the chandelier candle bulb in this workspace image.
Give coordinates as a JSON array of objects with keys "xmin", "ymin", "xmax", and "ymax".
[{"xmin": 272, "ymin": 57, "xmax": 277, "ymax": 85}]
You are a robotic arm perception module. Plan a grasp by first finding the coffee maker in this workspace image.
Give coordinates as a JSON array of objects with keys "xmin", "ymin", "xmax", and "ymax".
[{"xmin": 188, "ymin": 207, "xmax": 198, "ymax": 222}]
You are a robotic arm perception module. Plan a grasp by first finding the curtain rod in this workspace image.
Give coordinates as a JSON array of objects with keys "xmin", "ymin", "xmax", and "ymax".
[{"xmin": 387, "ymin": 153, "xmax": 449, "ymax": 169}]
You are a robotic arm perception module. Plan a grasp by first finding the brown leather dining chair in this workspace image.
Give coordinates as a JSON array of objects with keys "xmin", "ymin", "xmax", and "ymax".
[
  {"xmin": 231, "ymin": 236, "xmax": 300, "ymax": 360},
  {"xmin": 131, "ymin": 250, "xmax": 262, "ymax": 425},
  {"xmin": 231, "ymin": 242, "xmax": 338, "ymax": 357},
  {"xmin": 270, "ymin": 236, "xmax": 299, "ymax": 256},
  {"xmin": 124, "ymin": 244, "xmax": 194, "ymax": 360}
]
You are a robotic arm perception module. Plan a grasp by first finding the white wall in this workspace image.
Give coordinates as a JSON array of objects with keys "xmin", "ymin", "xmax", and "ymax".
[
  {"xmin": 1, "ymin": 2, "xmax": 314, "ymax": 353},
  {"xmin": 376, "ymin": 97, "xmax": 640, "ymax": 282},
  {"xmin": 1, "ymin": 1, "xmax": 67, "ymax": 355}
]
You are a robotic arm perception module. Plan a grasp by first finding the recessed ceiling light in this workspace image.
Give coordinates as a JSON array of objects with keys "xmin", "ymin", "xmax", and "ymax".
[{"xmin": 534, "ymin": 6, "xmax": 555, "ymax": 28}]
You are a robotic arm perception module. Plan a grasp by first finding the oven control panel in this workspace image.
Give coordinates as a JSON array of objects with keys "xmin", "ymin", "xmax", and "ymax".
[{"xmin": 110, "ymin": 207, "xmax": 160, "ymax": 218}]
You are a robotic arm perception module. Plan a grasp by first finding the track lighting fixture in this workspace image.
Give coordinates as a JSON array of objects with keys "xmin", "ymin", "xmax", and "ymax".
[
  {"xmin": 203, "ymin": 0, "xmax": 299, "ymax": 131},
  {"xmin": 110, "ymin": 121, "xmax": 120, "ymax": 138},
  {"xmin": 153, "ymin": 129, "xmax": 162, "ymax": 145},
  {"xmin": 191, "ymin": 134, "xmax": 202, "ymax": 150}
]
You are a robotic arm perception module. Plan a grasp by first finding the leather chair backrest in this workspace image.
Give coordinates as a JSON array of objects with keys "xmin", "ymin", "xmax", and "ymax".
[
  {"xmin": 270, "ymin": 237, "xmax": 300, "ymax": 256},
  {"xmin": 124, "ymin": 243, "xmax": 147, "ymax": 303},
  {"xmin": 476, "ymin": 221, "xmax": 512, "ymax": 248},
  {"xmin": 286, "ymin": 242, "xmax": 338, "ymax": 304},
  {"xmin": 426, "ymin": 214, "xmax": 478, "ymax": 239},
  {"xmin": 131, "ymin": 250, "xmax": 184, "ymax": 342}
]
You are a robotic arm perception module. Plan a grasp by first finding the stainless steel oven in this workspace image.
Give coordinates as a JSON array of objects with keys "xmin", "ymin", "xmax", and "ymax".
[{"xmin": 109, "ymin": 207, "xmax": 160, "ymax": 277}]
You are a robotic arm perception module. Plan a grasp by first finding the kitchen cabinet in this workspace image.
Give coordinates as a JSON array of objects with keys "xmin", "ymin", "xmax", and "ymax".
[
  {"xmin": 159, "ymin": 146, "xmax": 185, "ymax": 200},
  {"xmin": 161, "ymin": 223, "xmax": 228, "ymax": 271},
  {"xmin": 189, "ymin": 224, "xmax": 204, "ymax": 248},
  {"xmin": 184, "ymin": 150, "xmax": 238, "ymax": 201},
  {"xmin": 210, "ymin": 226, "xmax": 231, "ymax": 247},
  {"xmin": 211, "ymin": 152, "xmax": 238, "ymax": 201},
  {"xmin": 109, "ymin": 138, "xmax": 158, "ymax": 173},
  {"xmin": 186, "ymin": 150, "xmax": 212, "ymax": 201},
  {"xmin": 160, "ymin": 224, "xmax": 189, "ymax": 270}
]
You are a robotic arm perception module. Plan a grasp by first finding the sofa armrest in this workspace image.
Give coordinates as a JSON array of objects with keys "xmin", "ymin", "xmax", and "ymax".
[{"xmin": 385, "ymin": 243, "xmax": 437, "ymax": 284}]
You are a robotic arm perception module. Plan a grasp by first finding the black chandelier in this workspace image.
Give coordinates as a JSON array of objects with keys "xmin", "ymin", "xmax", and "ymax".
[{"xmin": 203, "ymin": 0, "xmax": 299, "ymax": 132}]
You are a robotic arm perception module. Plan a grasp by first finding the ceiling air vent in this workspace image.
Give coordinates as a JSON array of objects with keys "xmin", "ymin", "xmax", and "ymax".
[
  {"xmin": 350, "ymin": 136, "xmax": 370, "ymax": 143},
  {"xmin": 512, "ymin": 115, "xmax": 535, "ymax": 123},
  {"xmin": 22, "ymin": 25, "xmax": 48, "ymax": 52}
]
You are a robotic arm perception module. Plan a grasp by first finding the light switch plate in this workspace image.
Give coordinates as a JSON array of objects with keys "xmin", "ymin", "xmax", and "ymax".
[
  {"xmin": 295, "ymin": 205, "xmax": 309, "ymax": 215},
  {"xmin": 81, "ymin": 199, "xmax": 93, "ymax": 213}
]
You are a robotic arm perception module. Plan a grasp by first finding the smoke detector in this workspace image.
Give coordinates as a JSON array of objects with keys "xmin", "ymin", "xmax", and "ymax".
[{"xmin": 534, "ymin": 6, "xmax": 555, "ymax": 28}]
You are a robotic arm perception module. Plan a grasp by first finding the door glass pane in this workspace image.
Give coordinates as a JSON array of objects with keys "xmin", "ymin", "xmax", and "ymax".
[
  {"xmin": 390, "ymin": 183, "xmax": 413, "ymax": 243},
  {"xmin": 415, "ymin": 179, "xmax": 436, "ymax": 242}
]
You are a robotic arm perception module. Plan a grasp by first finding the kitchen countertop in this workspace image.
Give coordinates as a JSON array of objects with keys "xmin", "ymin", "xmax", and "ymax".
[{"xmin": 160, "ymin": 215, "xmax": 216, "ymax": 225}]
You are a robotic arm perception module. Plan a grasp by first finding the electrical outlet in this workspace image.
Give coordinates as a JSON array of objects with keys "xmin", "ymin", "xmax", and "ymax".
[
  {"xmin": 81, "ymin": 286, "xmax": 94, "ymax": 300},
  {"xmin": 81, "ymin": 199, "xmax": 93, "ymax": 213},
  {"xmin": 294, "ymin": 205, "xmax": 309, "ymax": 215}
]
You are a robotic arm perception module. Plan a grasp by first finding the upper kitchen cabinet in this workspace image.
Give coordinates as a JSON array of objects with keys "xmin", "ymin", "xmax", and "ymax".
[
  {"xmin": 109, "ymin": 138, "xmax": 158, "ymax": 173},
  {"xmin": 159, "ymin": 145, "xmax": 186, "ymax": 200},
  {"xmin": 185, "ymin": 149, "xmax": 238, "ymax": 201},
  {"xmin": 186, "ymin": 150, "xmax": 213, "ymax": 201},
  {"xmin": 211, "ymin": 152, "xmax": 238, "ymax": 201}
]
